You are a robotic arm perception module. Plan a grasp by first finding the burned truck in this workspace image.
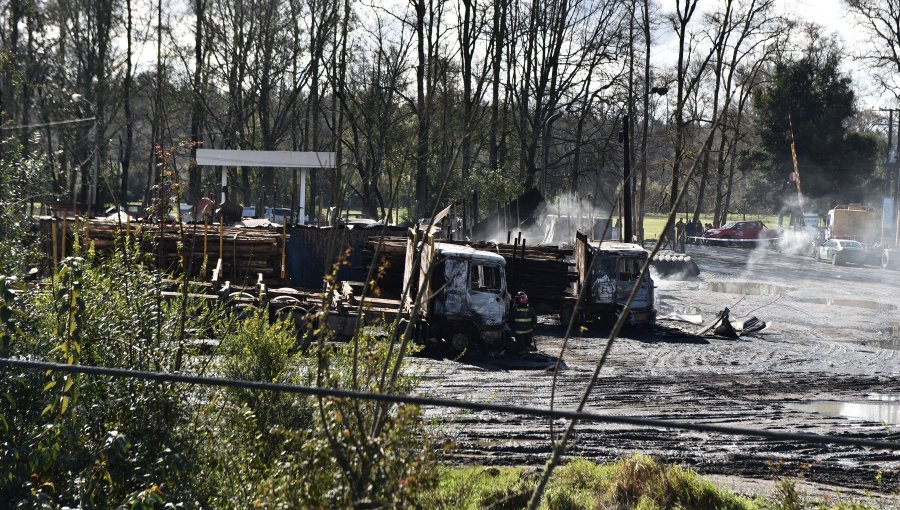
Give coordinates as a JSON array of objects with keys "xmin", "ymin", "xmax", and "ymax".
[
  {"xmin": 561, "ymin": 232, "xmax": 655, "ymax": 329},
  {"xmin": 404, "ymin": 236, "xmax": 512, "ymax": 351}
]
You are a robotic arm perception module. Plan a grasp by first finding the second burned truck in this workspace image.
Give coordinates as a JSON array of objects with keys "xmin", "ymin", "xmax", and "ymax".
[{"xmin": 559, "ymin": 232, "xmax": 656, "ymax": 330}]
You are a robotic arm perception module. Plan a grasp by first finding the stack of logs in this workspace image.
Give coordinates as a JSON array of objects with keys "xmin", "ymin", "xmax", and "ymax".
[
  {"xmin": 40, "ymin": 217, "xmax": 286, "ymax": 284},
  {"xmin": 362, "ymin": 236, "xmax": 576, "ymax": 303},
  {"xmin": 465, "ymin": 240, "xmax": 576, "ymax": 303}
]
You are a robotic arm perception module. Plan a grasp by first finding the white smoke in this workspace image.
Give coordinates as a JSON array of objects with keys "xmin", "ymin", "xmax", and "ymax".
[
  {"xmin": 778, "ymin": 228, "xmax": 816, "ymax": 256},
  {"xmin": 487, "ymin": 192, "xmax": 615, "ymax": 247}
]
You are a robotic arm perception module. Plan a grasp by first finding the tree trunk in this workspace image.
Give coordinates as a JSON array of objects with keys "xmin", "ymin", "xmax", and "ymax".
[
  {"xmin": 488, "ymin": 0, "xmax": 506, "ymax": 170},
  {"xmin": 722, "ymin": 97, "xmax": 747, "ymax": 226},
  {"xmin": 637, "ymin": 0, "xmax": 651, "ymax": 241},
  {"xmin": 189, "ymin": 0, "xmax": 204, "ymax": 207},
  {"xmin": 123, "ymin": 0, "xmax": 135, "ymax": 205},
  {"xmin": 414, "ymin": 0, "xmax": 429, "ymax": 218}
]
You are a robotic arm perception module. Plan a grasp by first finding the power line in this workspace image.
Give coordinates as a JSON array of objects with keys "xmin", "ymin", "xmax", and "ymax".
[
  {"xmin": 1, "ymin": 357, "xmax": 898, "ymax": 451},
  {"xmin": 0, "ymin": 117, "xmax": 96, "ymax": 131}
]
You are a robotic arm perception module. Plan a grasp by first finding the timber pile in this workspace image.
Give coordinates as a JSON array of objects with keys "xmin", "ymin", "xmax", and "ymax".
[
  {"xmin": 40, "ymin": 217, "xmax": 285, "ymax": 284},
  {"xmin": 363, "ymin": 236, "xmax": 576, "ymax": 301},
  {"xmin": 468, "ymin": 241, "xmax": 576, "ymax": 300}
]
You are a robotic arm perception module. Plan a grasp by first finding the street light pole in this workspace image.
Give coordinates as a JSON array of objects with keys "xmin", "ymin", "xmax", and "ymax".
[
  {"xmin": 541, "ymin": 110, "xmax": 564, "ymax": 195},
  {"xmin": 72, "ymin": 93, "xmax": 99, "ymax": 217}
]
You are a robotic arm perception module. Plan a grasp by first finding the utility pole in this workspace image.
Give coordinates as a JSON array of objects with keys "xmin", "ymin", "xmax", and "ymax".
[
  {"xmin": 878, "ymin": 108, "xmax": 899, "ymax": 204},
  {"xmin": 541, "ymin": 110, "xmax": 564, "ymax": 194}
]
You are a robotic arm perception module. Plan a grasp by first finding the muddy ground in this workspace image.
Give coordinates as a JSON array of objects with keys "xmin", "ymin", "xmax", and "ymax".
[{"xmin": 415, "ymin": 244, "xmax": 900, "ymax": 498}]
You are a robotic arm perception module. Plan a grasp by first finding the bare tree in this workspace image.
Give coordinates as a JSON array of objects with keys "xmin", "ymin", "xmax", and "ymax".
[
  {"xmin": 667, "ymin": 0, "xmax": 717, "ymax": 210},
  {"xmin": 845, "ymin": 0, "xmax": 900, "ymax": 100},
  {"xmin": 711, "ymin": 0, "xmax": 783, "ymax": 225}
]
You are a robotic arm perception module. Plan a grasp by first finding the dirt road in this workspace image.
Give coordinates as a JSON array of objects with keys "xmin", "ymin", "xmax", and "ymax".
[{"xmin": 416, "ymin": 244, "xmax": 900, "ymax": 495}]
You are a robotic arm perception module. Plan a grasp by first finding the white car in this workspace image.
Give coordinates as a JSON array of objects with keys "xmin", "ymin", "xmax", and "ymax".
[
  {"xmin": 265, "ymin": 207, "xmax": 292, "ymax": 224},
  {"xmin": 815, "ymin": 239, "xmax": 866, "ymax": 266}
]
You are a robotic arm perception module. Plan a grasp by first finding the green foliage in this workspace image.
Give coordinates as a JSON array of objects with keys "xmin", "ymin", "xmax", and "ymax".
[
  {"xmin": 0, "ymin": 248, "xmax": 213, "ymax": 506},
  {"xmin": 468, "ymin": 164, "xmax": 527, "ymax": 221},
  {"xmin": 220, "ymin": 307, "xmax": 312, "ymax": 436},
  {"xmin": 750, "ymin": 39, "xmax": 880, "ymax": 208},
  {"xmin": 0, "ymin": 170, "xmax": 443, "ymax": 509},
  {"xmin": 242, "ymin": 329, "xmax": 437, "ymax": 508},
  {"xmin": 599, "ymin": 454, "xmax": 751, "ymax": 510},
  {"xmin": 1, "ymin": 213, "xmax": 437, "ymax": 508},
  {"xmin": 0, "ymin": 144, "xmax": 44, "ymax": 276},
  {"xmin": 765, "ymin": 477, "xmax": 807, "ymax": 510},
  {"xmin": 415, "ymin": 456, "xmax": 889, "ymax": 510}
]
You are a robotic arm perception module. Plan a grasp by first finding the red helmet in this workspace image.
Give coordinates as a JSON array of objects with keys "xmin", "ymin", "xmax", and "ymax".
[{"xmin": 516, "ymin": 292, "xmax": 529, "ymax": 305}]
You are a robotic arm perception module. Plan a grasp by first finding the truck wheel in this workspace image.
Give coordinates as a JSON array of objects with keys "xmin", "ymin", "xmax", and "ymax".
[
  {"xmin": 560, "ymin": 304, "xmax": 583, "ymax": 336},
  {"xmin": 449, "ymin": 332, "xmax": 470, "ymax": 353}
]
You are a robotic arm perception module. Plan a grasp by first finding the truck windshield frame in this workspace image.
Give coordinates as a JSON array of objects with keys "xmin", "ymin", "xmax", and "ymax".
[
  {"xmin": 470, "ymin": 263, "xmax": 503, "ymax": 293},
  {"xmin": 617, "ymin": 256, "xmax": 643, "ymax": 281}
]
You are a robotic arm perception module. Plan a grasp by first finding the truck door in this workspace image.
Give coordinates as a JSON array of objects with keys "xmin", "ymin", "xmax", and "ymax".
[
  {"xmin": 467, "ymin": 261, "xmax": 506, "ymax": 327},
  {"xmin": 589, "ymin": 254, "xmax": 617, "ymax": 305},
  {"xmin": 431, "ymin": 257, "xmax": 468, "ymax": 317}
]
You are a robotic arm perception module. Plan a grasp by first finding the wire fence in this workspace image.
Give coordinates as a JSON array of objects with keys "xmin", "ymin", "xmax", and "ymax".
[{"xmin": 2, "ymin": 357, "xmax": 899, "ymax": 451}]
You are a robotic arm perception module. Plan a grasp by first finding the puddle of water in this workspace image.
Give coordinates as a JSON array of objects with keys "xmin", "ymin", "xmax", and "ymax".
[
  {"xmin": 869, "ymin": 338, "xmax": 900, "ymax": 351},
  {"xmin": 705, "ymin": 281, "xmax": 790, "ymax": 295},
  {"xmin": 869, "ymin": 393, "xmax": 900, "ymax": 402},
  {"xmin": 793, "ymin": 398, "xmax": 900, "ymax": 426},
  {"xmin": 796, "ymin": 297, "xmax": 897, "ymax": 311},
  {"xmin": 877, "ymin": 325, "xmax": 900, "ymax": 337}
]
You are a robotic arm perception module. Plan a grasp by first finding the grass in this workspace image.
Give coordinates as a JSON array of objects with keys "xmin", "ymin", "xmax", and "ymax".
[
  {"xmin": 416, "ymin": 455, "xmax": 887, "ymax": 510},
  {"xmin": 641, "ymin": 213, "xmax": 782, "ymax": 241}
]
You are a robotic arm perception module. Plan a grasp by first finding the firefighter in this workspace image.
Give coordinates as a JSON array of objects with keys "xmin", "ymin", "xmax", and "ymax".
[{"xmin": 511, "ymin": 291, "xmax": 537, "ymax": 350}]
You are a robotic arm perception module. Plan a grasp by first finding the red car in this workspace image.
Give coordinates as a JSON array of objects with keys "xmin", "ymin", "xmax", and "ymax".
[{"xmin": 703, "ymin": 221, "xmax": 779, "ymax": 246}]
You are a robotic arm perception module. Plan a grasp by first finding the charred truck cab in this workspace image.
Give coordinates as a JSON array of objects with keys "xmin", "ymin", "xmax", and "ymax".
[
  {"xmin": 428, "ymin": 244, "xmax": 508, "ymax": 350},
  {"xmin": 563, "ymin": 232, "xmax": 655, "ymax": 329},
  {"xmin": 404, "ymin": 235, "xmax": 510, "ymax": 351}
]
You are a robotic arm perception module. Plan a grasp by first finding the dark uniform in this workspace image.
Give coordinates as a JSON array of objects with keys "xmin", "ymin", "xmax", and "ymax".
[{"xmin": 511, "ymin": 303, "xmax": 537, "ymax": 348}]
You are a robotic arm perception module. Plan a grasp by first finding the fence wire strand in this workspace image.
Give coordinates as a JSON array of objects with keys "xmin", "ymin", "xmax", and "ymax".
[{"xmin": 1, "ymin": 357, "xmax": 898, "ymax": 451}]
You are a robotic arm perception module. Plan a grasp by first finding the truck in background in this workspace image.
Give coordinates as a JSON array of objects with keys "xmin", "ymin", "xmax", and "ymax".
[
  {"xmin": 825, "ymin": 205, "xmax": 879, "ymax": 245},
  {"xmin": 560, "ymin": 232, "xmax": 655, "ymax": 330},
  {"xmin": 777, "ymin": 212, "xmax": 820, "ymax": 255}
]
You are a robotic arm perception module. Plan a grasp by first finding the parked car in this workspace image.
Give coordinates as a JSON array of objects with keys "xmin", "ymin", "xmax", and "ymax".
[
  {"xmin": 703, "ymin": 220, "xmax": 777, "ymax": 245},
  {"xmin": 265, "ymin": 207, "xmax": 292, "ymax": 224},
  {"xmin": 815, "ymin": 239, "xmax": 867, "ymax": 265}
]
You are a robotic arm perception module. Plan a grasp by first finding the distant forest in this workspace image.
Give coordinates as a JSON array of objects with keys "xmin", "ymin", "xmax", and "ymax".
[{"xmin": 1, "ymin": 0, "xmax": 898, "ymax": 230}]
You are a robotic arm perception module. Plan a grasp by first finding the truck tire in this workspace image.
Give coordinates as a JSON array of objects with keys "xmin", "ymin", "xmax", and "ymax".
[
  {"xmin": 449, "ymin": 332, "xmax": 470, "ymax": 353},
  {"xmin": 560, "ymin": 303, "xmax": 582, "ymax": 336}
]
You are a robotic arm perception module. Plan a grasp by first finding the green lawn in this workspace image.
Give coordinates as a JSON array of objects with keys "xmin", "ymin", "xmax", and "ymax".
[
  {"xmin": 641, "ymin": 213, "xmax": 782, "ymax": 241},
  {"xmin": 417, "ymin": 455, "xmax": 885, "ymax": 509}
]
